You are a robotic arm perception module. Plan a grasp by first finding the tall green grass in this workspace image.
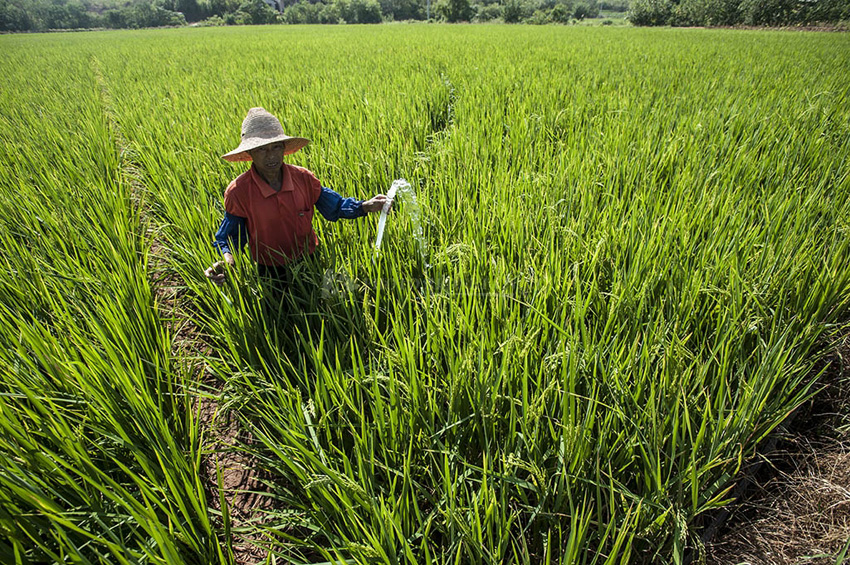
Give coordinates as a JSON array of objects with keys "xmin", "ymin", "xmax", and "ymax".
[
  {"xmin": 0, "ymin": 40, "xmax": 223, "ymax": 563},
  {"xmin": 1, "ymin": 25, "xmax": 849, "ymax": 564}
]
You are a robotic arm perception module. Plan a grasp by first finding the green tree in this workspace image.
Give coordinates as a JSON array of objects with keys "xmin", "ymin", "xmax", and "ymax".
[
  {"xmin": 550, "ymin": 0, "xmax": 573, "ymax": 19},
  {"xmin": 436, "ymin": 0, "xmax": 473, "ymax": 20},
  {"xmin": 283, "ymin": 0, "xmax": 321, "ymax": 22},
  {"xmin": 319, "ymin": 0, "xmax": 342, "ymax": 21},
  {"xmin": 801, "ymin": 0, "xmax": 850, "ymax": 22},
  {"xmin": 176, "ymin": 0, "xmax": 204, "ymax": 21},
  {"xmin": 502, "ymin": 0, "xmax": 531, "ymax": 21},
  {"xmin": 377, "ymin": 0, "xmax": 422, "ymax": 19},
  {"xmin": 0, "ymin": 0, "xmax": 33, "ymax": 30},
  {"xmin": 573, "ymin": 0, "xmax": 598, "ymax": 17},
  {"xmin": 124, "ymin": 2, "xmax": 186, "ymax": 27},
  {"xmin": 739, "ymin": 0, "xmax": 796, "ymax": 24},
  {"xmin": 205, "ymin": 0, "xmax": 242, "ymax": 16},
  {"xmin": 473, "ymin": 1, "xmax": 502, "ymax": 19},
  {"xmin": 234, "ymin": 0, "xmax": 278, "ymax": 23},
  {"xmin": 348, "ymin": 0, "xmax": 382, "ymax": 21},
  {"xmin": 627, "ymin": 0, "xmax": 672, "ymax": 24}
]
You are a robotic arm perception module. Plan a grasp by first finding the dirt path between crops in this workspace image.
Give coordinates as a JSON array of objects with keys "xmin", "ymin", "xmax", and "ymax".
[
  {"xmin": 196, "ymin": 394, "xmax": 278, "ymax": 564},
  {"xmin": 92, "ymin": 57, "xmax": 273, "ymax": 565},
  {"xmin": 705, "ymin": 331, "xmax": 850, "ymax": 565}
]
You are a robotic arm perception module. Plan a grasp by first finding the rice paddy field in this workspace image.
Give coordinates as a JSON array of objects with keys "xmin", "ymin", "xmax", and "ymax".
[{"xmin": 1, "ymin": 24, "xmax": 849, "ymax": 564}]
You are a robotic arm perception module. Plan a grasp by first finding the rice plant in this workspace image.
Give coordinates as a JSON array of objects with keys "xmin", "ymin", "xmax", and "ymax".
[{"xmin": 1, "ymin": 25, "xmax": 848, "ymax": 564}]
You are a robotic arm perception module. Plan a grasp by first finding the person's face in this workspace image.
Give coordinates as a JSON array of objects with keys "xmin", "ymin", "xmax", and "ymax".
[{"xmin": 250, "ymin": 141, "xmax": 286, "ymax": 178}]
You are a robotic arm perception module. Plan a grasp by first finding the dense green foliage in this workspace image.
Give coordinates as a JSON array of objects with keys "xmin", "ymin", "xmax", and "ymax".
[
  {"xmin": 627, "ymin": 0, "xmax": 849, "ymax": 26},
  {"xmin": 0, "ymin": 0, "xmax": 189, "ymax": 29},
  {"xmin": 3, "ymin": 0, "xmax": 847, "ymax": 30},
  {"xmin": 1, "ymin": 25, "xmax": 849, "ymax": 564},
  {"xmin": 0, "ymin": 0, "xmax": 615, "ymax": 31}
]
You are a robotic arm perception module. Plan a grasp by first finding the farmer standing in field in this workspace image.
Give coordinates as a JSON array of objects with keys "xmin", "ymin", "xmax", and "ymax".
[{"xmin": 205, "ymin": 107, "xmax": 390, "ymax": 284}]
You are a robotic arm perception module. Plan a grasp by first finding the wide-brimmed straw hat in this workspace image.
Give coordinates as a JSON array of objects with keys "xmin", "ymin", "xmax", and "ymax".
[{"xmin": 221, "ymin": 107, "xmax": 310, "ymax": 162}]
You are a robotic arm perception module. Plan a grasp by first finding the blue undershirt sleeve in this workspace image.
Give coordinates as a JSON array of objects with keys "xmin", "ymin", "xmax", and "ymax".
[
  {"xmin": 315, "ymin": 186, "xmax": 366, "ymax": 222},
  {"xmin": 212, "ymin": 212, "xmax": 248, "ymax": 255}
]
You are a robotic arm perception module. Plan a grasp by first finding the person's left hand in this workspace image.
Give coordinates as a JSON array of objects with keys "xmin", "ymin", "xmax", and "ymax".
[{"xmin": 362, "ymin": 194, "xmax": 393, "ymax": 214}]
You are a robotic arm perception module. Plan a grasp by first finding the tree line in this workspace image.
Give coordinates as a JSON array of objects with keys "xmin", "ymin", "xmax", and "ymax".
[
  {"xmin": 628, "ymin": 0, "xmax": 848, "ymax": 25},
  {"xmin": 0, "ymin": 0, "xmax": 625, "ymax": 30},
  {"xmin": 1, "ymin": 0, "xmax": 844, "ymax": 31}
]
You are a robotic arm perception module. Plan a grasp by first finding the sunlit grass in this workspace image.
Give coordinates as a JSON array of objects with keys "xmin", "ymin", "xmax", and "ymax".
[{"xmin": 0, "ymin": 25, "xmax": 848, "ymax": 564}]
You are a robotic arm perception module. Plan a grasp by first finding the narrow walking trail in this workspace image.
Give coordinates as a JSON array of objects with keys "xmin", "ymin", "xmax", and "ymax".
[{"xmin": 91, "ymin": 55, "xmax": 273, "ymax": 564}]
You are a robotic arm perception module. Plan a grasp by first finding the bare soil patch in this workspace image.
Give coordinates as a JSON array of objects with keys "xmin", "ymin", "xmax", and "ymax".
[
  {"xmin": 197, "ymin": 392, "xmax": 279, "ymax": 564},
  {"xmin": 95, "ymin": 57, "xmax": 275, "ymax": 564},
  {"xmin": 705, "ymin": 332, "xmax": 850, "ymax": 565}
]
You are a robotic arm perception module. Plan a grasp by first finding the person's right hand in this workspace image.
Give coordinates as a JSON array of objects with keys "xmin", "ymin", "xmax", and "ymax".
[
  {"xmin": 362, "ymin": 194, "xmax": 394, "ymax": 214},
  {"xmin": 205, "ymin": 253, "xmax": 234, "ymax": 286}
]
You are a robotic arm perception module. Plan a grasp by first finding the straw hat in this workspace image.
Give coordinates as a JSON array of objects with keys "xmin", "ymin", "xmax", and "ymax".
[{"xmin": 222, "ymin": 107, "xmax": 310, "ymax": 162}]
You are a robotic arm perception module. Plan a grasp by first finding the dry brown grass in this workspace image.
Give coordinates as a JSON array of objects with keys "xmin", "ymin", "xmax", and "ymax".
[
  {"xmin": 706, "ymin": 442, "xmax": 850, "ymax": 565},
  {"xmin": 706, "ymin": 333, "xmax": 850, "ymax": 565}
]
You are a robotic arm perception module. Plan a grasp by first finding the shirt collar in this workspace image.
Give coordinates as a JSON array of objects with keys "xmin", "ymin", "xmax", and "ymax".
[{"xmin": 250, "ymin": 164, "xmax": 293, "ymax": 198}]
